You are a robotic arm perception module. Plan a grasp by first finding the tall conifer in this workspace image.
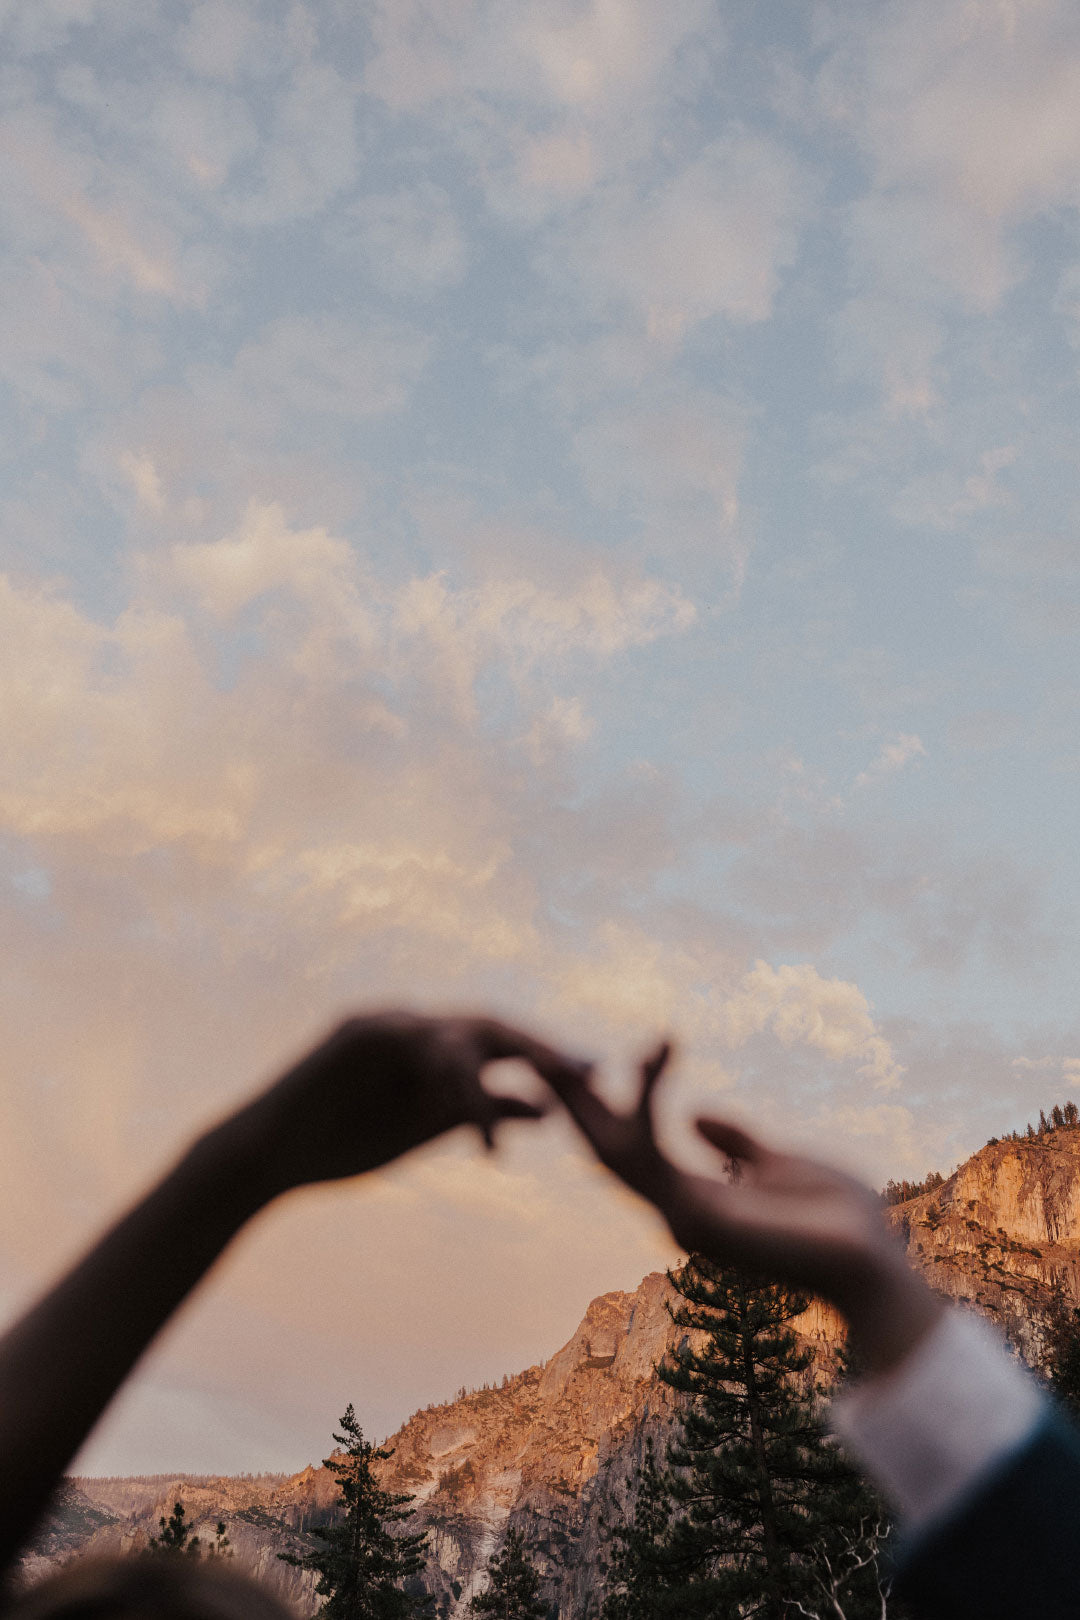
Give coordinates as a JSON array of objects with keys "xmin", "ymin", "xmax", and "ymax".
[
  {"xmin": 468, "ymin": 1527, "xmax": 545, "ymax": 1620},
  {"xmin": 603, "ymin": 1255, "xmax": 893, "ymax": 1619},
  {"xmin": 280, "ymin": 1404, "xmax": 427, "ymax": 1620}
]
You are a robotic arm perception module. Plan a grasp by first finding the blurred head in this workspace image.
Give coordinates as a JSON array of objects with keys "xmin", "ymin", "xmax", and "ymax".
[{"xmin": 4, "ymin": 1557, "xmax": 298, "ymax": 1620}]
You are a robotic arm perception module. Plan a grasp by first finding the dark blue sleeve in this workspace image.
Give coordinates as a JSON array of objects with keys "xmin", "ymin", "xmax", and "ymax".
[{"xmin": 895, "ymin": 1409, "xmax": 1080, "ymax": 1619}]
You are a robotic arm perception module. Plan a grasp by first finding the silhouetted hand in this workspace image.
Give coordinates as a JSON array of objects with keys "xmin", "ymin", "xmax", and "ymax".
[
  {"xmin": 547, "ymin": 1043, "xmax": 942, "ymax": 1374},
  {"xmin": 230, "ymin": 1012, "xmax": 592, "ymax": 1196},
  {"xmin": 0, "ymin": 1007, "xmax": 591, "ymax": 1578}
]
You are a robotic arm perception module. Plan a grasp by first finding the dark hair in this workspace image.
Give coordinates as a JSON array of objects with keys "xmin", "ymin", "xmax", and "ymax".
[{"xmin": 5, "ymin": 1557, "xmax": 297, "ymax": 1620}]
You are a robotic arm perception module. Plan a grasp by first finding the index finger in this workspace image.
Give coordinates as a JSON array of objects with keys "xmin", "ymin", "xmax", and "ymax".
[
  {"xmin": 535, "ymin": 1063, "xmax": 632, "ymax": 1162},
  {"xmin": 465, "ymin": 1018, "xmax": 594, "ymax": 1085},
  {"xmin": 696, "ymin": 1117, "xmax": 772, "ymax": 1167}
]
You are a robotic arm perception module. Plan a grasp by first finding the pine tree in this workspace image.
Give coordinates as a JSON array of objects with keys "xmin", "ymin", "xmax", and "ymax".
[
  {"xmin": 208, "ymin": 1520, "xmax": 232, "ymax": 1559},
  {"xmin": 602, "ymin": 1442, "xmax": 684, "ymax": 1620},
  {"xmin": 279, "ymin": 1404, "xmax": 428, "ymax": 1620},
  {"xmin": 603, "ymin": 1255, "xmax": 892, "ymax": 1620},
  {"xmin": 468, "ymin": 1527, "xmax": 545, "ymax": 1620},
  {"xmin": 1040, "ymin": 1281, "xmax": 1080, "ymax": 1419},
  {"xmin": 149, "ymin": 1501, "xmax": 201, "ymax": 1556}
]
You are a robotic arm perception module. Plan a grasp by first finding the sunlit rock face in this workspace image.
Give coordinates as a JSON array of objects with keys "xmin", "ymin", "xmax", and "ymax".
[
  {"xmin": 27, "ymin": 1128, "xmax": 1080, "ymax": 1617},
  {"xmin": 374, "ymin": 1269, "xmax": 682, "ymax": 1620},
  {"xmin": 886, "ymin": 1130, "xmax": 1080, "ymax": 1363}
]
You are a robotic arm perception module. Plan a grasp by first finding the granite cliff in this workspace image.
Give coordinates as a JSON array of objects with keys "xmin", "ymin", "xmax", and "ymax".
[
  {"xmin": 885, "ymin": 1127, "xmax": 1080, "ymax": 1362},
  {"xmin": 25, "ymin": 1125, "xmax": 1080, "ymax": 1616}
]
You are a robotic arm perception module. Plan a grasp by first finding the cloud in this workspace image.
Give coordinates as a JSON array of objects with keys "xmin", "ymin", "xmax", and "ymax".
[
  {"xmin": 0, "ymin": 0, "xmax": 142, "ymax": 58},
  {"xmin": 330, "ymin": 182, "xmax": 468, "ymax": 298},
  {"xmin": 548, "ymin": 924, "xmax": 902, "ymax": 1088},
  {"xmin": 520, "ymin": 695, "xmax": 593, "ymax": 765},
  {"xmin": 171, "ymin": 500, "xmax": 373, "ymax": 623},
  {"xmin": 720, "ymin": 960, "xmax": 902, "ymax": 1088},
  {"xmin": 118, "ymin": 451, "xmax": 166, "ymax": 514},
  {"xmin": 362, "ymin": 0, "xmax": 714, "ymax": 130},
  {"xmin": 855, "ymin": 732, "xmax": 926, "ymax": 789},
  {"xmin": 177, "ymin": 0, "xmax": 260, "ymax": 82},
  {"xmin": 202, "ymin": 316, "xmax": 432, "ymax": 424},
  {"xmin": 0, "ymin": 108, "xmax": 202, "ymax": 304},
  {"xmin": 546, "ymin": 133, "xmax": 810, "ymax": 331},
  {"xmin": 821, "ymin": 1, "xmax": 1080, "ymax": 309},
  {"xmin": 1013, "ymin": 1055, "xmax": 1080, "ymax": 1085},
  {"xmin": 224, "ymin": 62, "xmax": 361, "ymax": 225},
  {"xmin": 573, "ymin": 391, "xmax": 744, "ymax": 539},
  {"xmin": 396, "ymin": 566, "xmax": 695, "ymax": 667},
  {"xmin": 0, "ymin": 501, "xmax": 696, "ymax": 868}
]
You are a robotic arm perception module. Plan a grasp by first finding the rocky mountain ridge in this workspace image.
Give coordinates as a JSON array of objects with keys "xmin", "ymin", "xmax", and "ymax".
[{"xmin": 24, "ymin": 1126, "xmax": 1080, "ymax": 1617}]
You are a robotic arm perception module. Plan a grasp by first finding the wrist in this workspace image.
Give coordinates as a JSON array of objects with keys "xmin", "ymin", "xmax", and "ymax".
[
  {"xmin": 840, "ymin": 1245, "xmax": 944, "ymax": 1378},
  {"xmin": 184, "ymin": 1106, "xmax": 289, "ymax": 1222}
]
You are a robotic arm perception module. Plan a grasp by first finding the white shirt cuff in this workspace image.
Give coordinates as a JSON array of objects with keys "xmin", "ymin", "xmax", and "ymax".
[{"xmin": 829, "ymin": 1306, "xmax": 1046, "ymax": 1534}]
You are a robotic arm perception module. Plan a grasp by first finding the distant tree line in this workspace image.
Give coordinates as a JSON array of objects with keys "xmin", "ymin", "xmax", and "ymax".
[
  {"xmin": 884, "ymin": 1100, "xmax": 1080, "ymax": 1204},
  {"xmin": 148, "ymin": 1501, "xmax": 231, "ymax": 1559},
  {"xmin": 881, "ymin": 1169, "xmax": 945, "ymax": 1206},
  {"xmin": 990, "ymin": 1100, "xmax": 1080, "ymax": 1146}
]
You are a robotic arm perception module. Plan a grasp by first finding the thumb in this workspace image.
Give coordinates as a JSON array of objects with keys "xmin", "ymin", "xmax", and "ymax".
[{"xmin": 476, "ymin": 1095, "xmax": 548, "ymax": 1150}]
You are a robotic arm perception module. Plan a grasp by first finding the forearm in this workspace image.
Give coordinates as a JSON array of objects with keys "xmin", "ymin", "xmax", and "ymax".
[
  {"xmin": 837, "ymin": 1246, "xmax": 946, "ymax": 1378},
  {"xmin": 0, "ymin": 1116, "xmax": 271, "ymax": 1579}
]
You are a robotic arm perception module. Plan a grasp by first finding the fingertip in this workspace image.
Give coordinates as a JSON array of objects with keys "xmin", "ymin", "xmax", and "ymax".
[
  {"xmin": 639, "ymin": 1038, "xmax": 673, "ymax": 1101},
  {"xmin": 495, "ymin": 1096, "xmax": 549, "ymax": 1122},
  {"xmin": 695, "ymin": 1116, "xmax": 763, "ymax": 1163}
]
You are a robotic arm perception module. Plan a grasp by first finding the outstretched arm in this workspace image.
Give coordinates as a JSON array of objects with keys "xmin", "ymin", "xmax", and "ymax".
[
  {"xmin": 549, "ymin": 1050, "xmax": 1080, "ymax": 1620},
  {"xmin": 0, "ymin": 1012, "xmax": 589, "ymax": 1580},
  {"xmin": 545, "ymin": 1043, "xmax": 942, "ymax": 1375}
]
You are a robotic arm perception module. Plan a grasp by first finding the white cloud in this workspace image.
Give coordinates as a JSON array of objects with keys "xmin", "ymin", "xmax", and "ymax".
[
  {"xmin": 521, "ymin": 695, "xmax": 593, "ymax": 764},
  {"xmin": 331, "ymin": 181, "xmax": 468, "ymax": 297},
  {"xmin": 0, "ymin": 502, "xmax": 696, "ymax": 862},
  {"xmin": 572, "ymin": 390, "xmax": 747, "ymax": 568},
  {"xmin": 118, "ymin": 450, "xmax": 166, "ymax": 514},
  {"xmin": 0, "ymin": 108, "xmax": 197, "ymax": 303},
  {"xmin": 392, "ymin": 566, "xmax": 696, "ymax": 717},
  {"xmin": 720, "ymin": 960, "xmax": 903, "ymax": 1089},
  {"xmin": 171, "ymin": 499, "xmax": 371, "ymax": 622},
  {"xmin": 548, "ymin": 133, "xmax": 809, "ymax": 330},
  {"xmin": 823, "ymin": 1, "xmax": 1080, "ymax": 311},
  {"xmin": 855, "ymin": 733, "xmax": 926, "ymax": 789},
  {"xmin": 362, "ymin": 0, "xmax": 714, "ymax": 124},
  {"xmin": 283, "ymin": 839, "xmax": 528, "ymax": 961},
  {"xmin": 191, "ymin": 316, "xmax": 431, "ymax": 430},
  {"xmin": 224, "ymin": 62, "xmax": 361, "ymax": 225},
  {"xmin": 177, "ymin": 0, "xmax": 260, "ymax": 82},
  {"xmin": 549, "ymin": 925, "xmax": 902, "ymax": 1088}
]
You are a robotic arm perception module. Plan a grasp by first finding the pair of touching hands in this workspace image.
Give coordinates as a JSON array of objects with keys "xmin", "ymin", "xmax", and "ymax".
[
  {"xmin": 231, "ymin": 1014, "xmax": 940, "ymax": 1376},
  {"xmin": 0, "ymin": 1010, "xmax": 936, "ymax": 1581}
]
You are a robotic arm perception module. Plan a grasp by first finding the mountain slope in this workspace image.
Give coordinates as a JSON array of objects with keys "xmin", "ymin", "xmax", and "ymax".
[{"xmin": 25, "ymin": 1124, "xmax": 1080, "ymax": 1616}]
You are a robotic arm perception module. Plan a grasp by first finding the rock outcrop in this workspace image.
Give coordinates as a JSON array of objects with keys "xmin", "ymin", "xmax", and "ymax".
[
  {"xmin": 24, "ymin": 1125, "xmax": 1080, "ymax": 1617},
  {"xmin": 886, "ymin": 1129, "xmax": 1080, "ymax": 1362}
]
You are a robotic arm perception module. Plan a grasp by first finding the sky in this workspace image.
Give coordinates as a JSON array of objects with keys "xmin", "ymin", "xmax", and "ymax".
[{"xmin": 2, "ymin": 0, "xmax": 1080, "ymax": 1475}]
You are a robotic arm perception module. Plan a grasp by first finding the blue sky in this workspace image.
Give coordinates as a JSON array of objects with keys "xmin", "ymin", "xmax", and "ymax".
[{"xmin": 2, "ymin": 0, "xmax": 1080, "ymax": 1472}]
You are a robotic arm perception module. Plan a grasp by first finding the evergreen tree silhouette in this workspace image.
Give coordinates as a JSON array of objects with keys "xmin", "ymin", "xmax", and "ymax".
[
  {"xmin": 1040, "ymin": 1281, "xmax": 1080, "ymax": 1421},
  {"xmin": 468, "ymin": 1527, "xmax": 545, "ymax": 1620},
  {"xmin": 149, "ymin": 1501, "xmax": 201, "ymax": 1556},
  {"xmin": 602, "ymin": 1255, "xmax": 894, "ymax": 1619},
  {"xmin": 280, "ymin": 1404, "xmax": 427, "ymax": 1620}
]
